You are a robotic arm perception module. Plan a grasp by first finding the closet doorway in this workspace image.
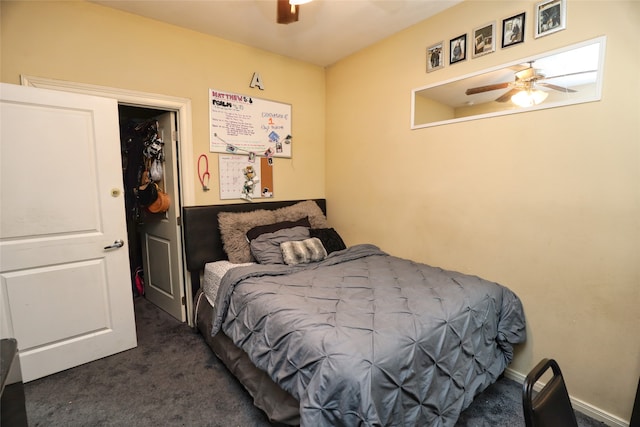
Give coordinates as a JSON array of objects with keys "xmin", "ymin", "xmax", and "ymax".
[{"xmin": 119, "ymin": 105, "xmax": 185, "ymax": 322}]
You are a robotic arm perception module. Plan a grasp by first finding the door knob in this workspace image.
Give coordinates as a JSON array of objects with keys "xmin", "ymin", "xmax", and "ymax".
[{"xmin": 104, "ymin": 239, "xmax": 125, "ymax": 250}]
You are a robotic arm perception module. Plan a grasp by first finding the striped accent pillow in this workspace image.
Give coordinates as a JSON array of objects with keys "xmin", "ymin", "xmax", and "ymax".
[{"xmin": 280, "ymin": 238, "xmax": 327, "ymax": 265}]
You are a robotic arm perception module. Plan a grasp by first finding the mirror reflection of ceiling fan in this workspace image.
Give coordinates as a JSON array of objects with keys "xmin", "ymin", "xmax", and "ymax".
[
  {"xmin": 277, "ymin": 0, "xmax": 312, "ymax": 24},
  {"xmin": 465, "ymin": 63, "xmax": 595, "ymax": 107}
]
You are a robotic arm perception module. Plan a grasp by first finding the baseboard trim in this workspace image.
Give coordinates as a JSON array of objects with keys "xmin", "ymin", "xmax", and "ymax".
[{"xmin": 504, "ymin": 368, "xmax": 629, "ymax": 427}]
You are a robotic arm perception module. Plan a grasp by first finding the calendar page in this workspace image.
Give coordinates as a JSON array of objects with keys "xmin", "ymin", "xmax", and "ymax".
[{"xmin": 218, "ymin": 155, "xmax": 273, "ymax": 200}]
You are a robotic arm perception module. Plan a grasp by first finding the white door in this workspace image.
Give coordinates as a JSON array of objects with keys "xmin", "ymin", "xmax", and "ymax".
[
  {"xmin": 140, "ymin": 112, "xmax": 185, "ymax": 321},
  {"xmin": 0, "ymin": 83, "xmax": 137, "ymax": 382}
]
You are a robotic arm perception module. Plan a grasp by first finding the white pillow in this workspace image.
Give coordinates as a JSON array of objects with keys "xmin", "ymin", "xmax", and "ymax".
[{"xmin": 280, "ymin": 237, "xmax": 327, "ymax": 265}]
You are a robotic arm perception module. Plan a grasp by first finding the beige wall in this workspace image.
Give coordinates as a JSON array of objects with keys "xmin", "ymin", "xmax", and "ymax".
[
  {"xmin": 2, "ymin": 0, "xmax": 639, "ymax": 424},
  {"xmin": 0, "ymin": 0, "xmax": 326, "ymax": 205},
  {"xmin": 326, "ymin": 0, "xmax": 639, "ymax": 423}
]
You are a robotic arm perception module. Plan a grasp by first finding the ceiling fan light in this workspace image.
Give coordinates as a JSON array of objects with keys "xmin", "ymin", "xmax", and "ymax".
[{"xmin": 511, "ymin": 89, "xmax": 548, "ymax": 107}]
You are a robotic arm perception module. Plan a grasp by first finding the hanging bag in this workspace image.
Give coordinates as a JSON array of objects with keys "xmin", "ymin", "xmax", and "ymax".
[
  {"xmin": 150, "ymin": 159, "xmax": 163, "ymax": 181},
  {"xmin": 136, "ymin": 181, "xmax": 158, "ymax": 207},
  {"xmin": 146, "ymin": 183, "xmax": 170, "ymax": 214}
]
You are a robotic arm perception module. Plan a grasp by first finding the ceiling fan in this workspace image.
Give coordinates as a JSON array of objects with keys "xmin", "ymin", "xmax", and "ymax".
[
  {"xmin": 277, "ymin": 0, "xmax": 311, "ymax": 24},
  {"xmin": 465, "ymin": 63, "xmax": 584, "ymax": 104}
]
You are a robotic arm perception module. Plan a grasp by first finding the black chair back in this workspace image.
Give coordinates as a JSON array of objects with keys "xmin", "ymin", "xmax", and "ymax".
[{"xmin": 523, "ymin": 358, "xmax": 579, "ymax": 427}]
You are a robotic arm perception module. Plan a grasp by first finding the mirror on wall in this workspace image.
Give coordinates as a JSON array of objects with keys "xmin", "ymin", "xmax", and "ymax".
[{"xmin": 411, "ymin": 36, "xmax": 606, "ymax": 129}]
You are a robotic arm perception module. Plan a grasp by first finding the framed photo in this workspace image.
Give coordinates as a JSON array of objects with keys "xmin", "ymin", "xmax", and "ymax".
[
  {"xmin": 472, "ymin": 22, "xmax": 496, "ymax": 58},
  {"xmin": 535, "ymin": 0, "xmax": 566, "ymax": 38},
  {"xmin": 502, "ymin": 12, "xmax": 525, "ymax": 48},
  {"xmin": 426, "ymin": 41, "xmax": 444, "ymax": 72},
  {"xmin": 449, "ymin": 34, "xmax": 467, "ymax": 65}
]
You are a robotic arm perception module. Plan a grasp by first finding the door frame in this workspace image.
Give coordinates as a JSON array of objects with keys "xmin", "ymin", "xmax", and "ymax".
[{"xmin": 21, "ymin": 75, "xmax": 197, "ymax": 326}]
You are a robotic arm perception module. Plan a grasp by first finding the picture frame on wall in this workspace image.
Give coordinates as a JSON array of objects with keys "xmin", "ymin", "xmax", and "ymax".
[
  {"xmin": 426, "ymin": 41, "xmax": 444, "ymax": 72},
  {"xmin": 535, "ymin": 0, "xmax": 566, "ymax": 38},
  {"xmin": 472, "ymin": 22, "xmax": 496, "ymax": 58},
  {"xmin": 449, "ymin": 34, "xmax": 467, "ymax": 64},
  {"xmin": 501, "ymin": 12, "xmax": 525, "ymax": 48}
]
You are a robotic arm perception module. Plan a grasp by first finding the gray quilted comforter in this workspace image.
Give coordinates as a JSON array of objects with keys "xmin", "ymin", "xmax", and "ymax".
[{"xmin": 212, "ymin": 244, "xmax": 526, "ymax": 426}]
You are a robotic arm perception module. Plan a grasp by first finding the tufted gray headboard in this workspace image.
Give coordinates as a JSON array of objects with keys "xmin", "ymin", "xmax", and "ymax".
[{"xmin": 181, "ymin": 199, "xmax": 326, "ymax": 295}]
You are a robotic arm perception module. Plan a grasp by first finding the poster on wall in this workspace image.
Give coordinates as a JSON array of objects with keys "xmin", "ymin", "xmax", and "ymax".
[
  {"xmin": 219, "ymin": 155, "xmax": 274, "ymax": 201},
  {"xmin": 209, "ymin": 88, "xmax": 292, "ymax": 158}
]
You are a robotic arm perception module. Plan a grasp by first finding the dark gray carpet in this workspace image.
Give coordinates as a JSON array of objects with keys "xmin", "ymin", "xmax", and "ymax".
[{"xmin": 24, "ymin": 297, "xmax": 606, "ymax": 427}]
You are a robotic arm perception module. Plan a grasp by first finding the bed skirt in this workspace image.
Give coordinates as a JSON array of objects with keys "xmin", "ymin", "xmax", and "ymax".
[{"xmin": 194, "ymin": 289, "xmax": 300, "ymax": 425}]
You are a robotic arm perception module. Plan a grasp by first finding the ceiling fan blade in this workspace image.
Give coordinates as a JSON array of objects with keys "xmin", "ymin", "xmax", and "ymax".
[
  {"xmin": 537, "ymin": 82, "xmax": 577, "ymax": 93},
  {"xmin": 543, "ymin": 70, "xmax": 597, "ymax": 80},
  {"xmin": 495, "ymin": 88, "xmax": 521, "ymax": 103},
  {"xmin": 277, "ymin": 0, "xmax": 299, "ymax": 24},
  {"xmin": 465, "ymin": 82, "xmax": 510, "ymax": 95}
]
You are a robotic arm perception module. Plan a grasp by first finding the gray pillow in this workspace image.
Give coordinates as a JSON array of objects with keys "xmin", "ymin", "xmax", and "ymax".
[
  {"xmin": 281, "ymin": 238, "xmax": 327, "ymax": 265},
  {"xmin": 250, "ymin": 226, "xmax": 310, "ymax": 264}
]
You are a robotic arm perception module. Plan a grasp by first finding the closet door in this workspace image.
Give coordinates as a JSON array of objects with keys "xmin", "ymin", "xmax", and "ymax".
[
  {"xmin": 140, "ymin": 112, "xmax": 185, "ymax": 321},
  {"xmin": 0, "ymin": 83, "xmax": 137, "ymax": 381}
]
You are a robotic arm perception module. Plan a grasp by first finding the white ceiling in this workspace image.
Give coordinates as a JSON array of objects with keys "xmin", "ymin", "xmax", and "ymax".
[{"xmin": 91, "ymin": 0, "xmax": 462, "ymax": 67}]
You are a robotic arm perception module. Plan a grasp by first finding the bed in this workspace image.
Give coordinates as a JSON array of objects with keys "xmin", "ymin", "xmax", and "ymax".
[{"xmin": 182, "ymin": 199, "xmax": 526, "ymax": 427}]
